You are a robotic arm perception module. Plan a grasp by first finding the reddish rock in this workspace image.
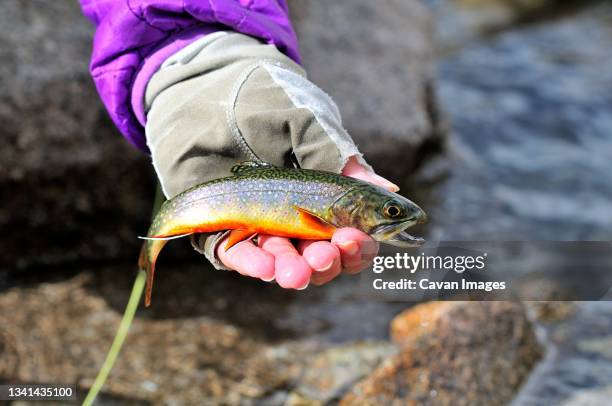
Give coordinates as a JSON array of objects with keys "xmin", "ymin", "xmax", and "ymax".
[{"xmin": 342, "ymin": 301, "xmax": 543, "ymax": 405}]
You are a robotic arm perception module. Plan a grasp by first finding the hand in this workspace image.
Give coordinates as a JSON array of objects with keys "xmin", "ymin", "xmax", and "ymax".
[
  {"xmin": 216, "ymin": 157, "xmax": 399, "ymax": 289},
  {"xmin": 145, "ymin": 32, "xmax": 397, "ymax": 282}
]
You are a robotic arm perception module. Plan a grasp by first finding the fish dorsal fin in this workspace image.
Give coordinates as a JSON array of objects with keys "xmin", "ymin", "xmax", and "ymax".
[{"xmin": 231, "ymin": 161, "xmax": 271, "ymax": 175}]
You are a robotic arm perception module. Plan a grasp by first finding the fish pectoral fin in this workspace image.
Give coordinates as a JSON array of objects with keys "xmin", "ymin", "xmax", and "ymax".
[
  {"xmin": 225, "ymin": 229, "xmax": 258, "ymax": 250},
  {"xmin": 293, "ymin": 206, "xmax": 336, "ymax": 236},
  {"xmin": 138, "ymin": 232, "xmax": 193, "ymax": 241}
]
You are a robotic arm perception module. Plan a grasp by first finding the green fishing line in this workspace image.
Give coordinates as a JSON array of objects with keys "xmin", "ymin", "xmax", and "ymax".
[
  {"xmin": 82, "ymin": 269, "xmax": 145, "ymax": 406},
  {"xmin": 83, "ymin": 185, "xmax": 165, "ymax": 406}
]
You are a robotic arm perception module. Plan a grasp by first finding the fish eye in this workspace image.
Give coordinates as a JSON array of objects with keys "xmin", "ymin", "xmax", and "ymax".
[{"xmin": 383, "ymin": 202, "xmax": 403, "ymax": 218}]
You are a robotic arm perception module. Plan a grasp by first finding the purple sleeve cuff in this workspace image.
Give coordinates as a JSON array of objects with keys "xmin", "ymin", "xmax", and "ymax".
[
  {"xmin": 130, "ymin": 26, "xmax": 216, "ymax": 128},
  {"xmin": 80, "ymin": 0, "xmax": 300, "ymax": 153}
]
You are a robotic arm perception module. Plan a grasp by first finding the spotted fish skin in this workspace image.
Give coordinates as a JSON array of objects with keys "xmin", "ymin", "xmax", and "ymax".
[
  {"xmin": 139, "ymin": 162, "xmax": 426, "ymax": 306},
  {"xmin": 139, "ymin": 164, "xmax": 359, "ymax": 306},
  {"xmin": 148, "ymin": 166, "xmax": 352, "ymax": 240}
]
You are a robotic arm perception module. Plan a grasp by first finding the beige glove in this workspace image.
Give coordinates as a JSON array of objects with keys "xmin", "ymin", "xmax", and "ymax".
[{"xmin": 144, "ymin": 32, "xmax": 372, "ymax": 268}]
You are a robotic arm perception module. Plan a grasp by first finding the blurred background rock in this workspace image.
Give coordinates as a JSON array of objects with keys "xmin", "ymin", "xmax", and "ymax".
[
  {"xmin": 429, "ymin": 0, "xmax": 603, "ymax": 52},
  {"xmin": 0, "ymin": 1, "xmax": 153, "ymax": 270}
]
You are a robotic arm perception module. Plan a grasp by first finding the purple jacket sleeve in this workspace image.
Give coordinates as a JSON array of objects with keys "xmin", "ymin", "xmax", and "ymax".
[{"xmin": 79, "ymin": 0, "xmax": 300, "ymax": 152}]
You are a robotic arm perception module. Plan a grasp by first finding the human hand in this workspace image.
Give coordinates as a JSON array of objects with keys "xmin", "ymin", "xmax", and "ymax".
[
  {"xmin": 145, "ymin": 33, "xmax": 399, "ymax": 286},
  {"xmin": 216, "ymin": 157, "xmax": 400, "ymax": 288}
]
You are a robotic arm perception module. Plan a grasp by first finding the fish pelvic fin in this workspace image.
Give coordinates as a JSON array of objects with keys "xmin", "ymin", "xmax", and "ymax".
[
  {"xmin": 225, "ymin": 229, "xmax": 257, "ymax": 251},
  {"xmin": 293, "ymin": 206, "xmax": 336, "ymax": 238}
]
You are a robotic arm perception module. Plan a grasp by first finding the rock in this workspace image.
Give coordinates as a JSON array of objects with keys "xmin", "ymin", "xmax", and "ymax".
[
  {"xmin": 0, "ymin": 265, "xmax": 395, "ymax": 404},
  {"xmin": 389, "ymin": 301, "xmax": 456, "ymax": 342},
  {"xmin": 429, "ymin": 0, "xmax": 597, "ymax": 52},
  {"xmin": 289, "ymin": 0, "xmax": 446, "ymax": 180},
  {"xmin": 0, "ymin": 0, "xmax": 153, "ymax": 270},
  {"xmin": 562, "ymin": 386, "xmax": 612, "ymax": 406},
  {"xmin": 515, "ymin": 302, "xmax": 612, "ymax": 405},
  {"xmin": 0, "ymin": 269, "xmax": 295, "ymax": 404},
  {"xmin": 289, "ymin": 342, "xmax": 397, "ymax": 403},
  {"xmin": 341, "ymin": 301, "xmax": 543, "ymax": 405},
  {"xmin": 456, "ymin": 0, "xmax": 588, "ymax": 17},
  {"xmin": 526, "ymin": 301, "xmax": 576, "ymax": 324}
]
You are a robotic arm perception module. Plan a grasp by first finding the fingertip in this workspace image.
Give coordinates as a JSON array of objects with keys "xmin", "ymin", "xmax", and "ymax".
[
  {"xmin": 371, "ymin": 173, "xmax": 400, "ymax": 192},
  {"xmin": 361, "ymin": 239, "xmax": 380, "ymax": 262},
  {"xmin": 333, "ymin": 228, "xmax": 379, "ymax": 257},
  {"xmin": 311, "ymin": 259, "xmax": 342, "ymax": 285},
  {"xmin": 341, "ymin": 158, "xmax": 399, "ymax": 192},
  {"xmin": 249, "ymin": 250, "xmax": 276, "ymax": 281},
  {"xmin": 337, "ymin": 240, "xmax": 359, "ymax": 256},
  {"xmin": 343, "ymin": 264, "xmax": 364, "ymax": 275},
  {"xmin": 274, "ymin": 254, "xmax": 312, "ymax": 289},
  {"xmin": 300, "ymin": 241, "xmax": 340, "ymax": 272},
  {"xmin": 217, "ymin": 240, "xmax": 275, "ymax": 280}
]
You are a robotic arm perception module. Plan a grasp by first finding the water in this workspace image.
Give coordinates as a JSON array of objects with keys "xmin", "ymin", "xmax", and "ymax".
[
  {"xmin": 421, "ymin": 2, "xmax": 612, "ymax": 404},
  {"xmin": 428, "ymin": 4, "xmax": 612, "ymax": 241},
  {"xmin": 516, "ymin": 302, "xmax": 612, "ymax": 405}
]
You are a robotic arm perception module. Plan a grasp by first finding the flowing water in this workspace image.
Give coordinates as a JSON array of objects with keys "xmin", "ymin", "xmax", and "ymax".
[{"xmin": 429, "ymin": 2, "xmax": 612, "ymax": 242}]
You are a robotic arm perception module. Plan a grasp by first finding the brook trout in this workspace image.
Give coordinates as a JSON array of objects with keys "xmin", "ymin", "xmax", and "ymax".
[{"xmin": 139, "ymin": 162, "xmax": 427, "ymax": 306}]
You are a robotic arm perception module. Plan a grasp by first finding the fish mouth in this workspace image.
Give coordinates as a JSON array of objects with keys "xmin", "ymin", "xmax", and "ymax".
[{"xmin": 371, "ymin": 219, "xmax": 426, "ymax": 248}]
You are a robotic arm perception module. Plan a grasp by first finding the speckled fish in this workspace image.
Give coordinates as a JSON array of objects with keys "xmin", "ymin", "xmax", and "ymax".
[{"xmin": 138, "ymin": 162, "xmax": 427, "ymax": 306}]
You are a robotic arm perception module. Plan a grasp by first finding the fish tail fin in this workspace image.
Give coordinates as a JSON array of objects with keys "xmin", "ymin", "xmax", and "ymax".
[
  {"xmin": 137, "ymin": 230, "xmax": 193, "ymax": 307},
  {"xmin": 138, "ymin": 239, "xmax": 166, "ymax": 307}
]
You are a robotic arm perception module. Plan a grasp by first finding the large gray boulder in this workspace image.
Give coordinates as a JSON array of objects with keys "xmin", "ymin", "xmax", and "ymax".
[
  {"xmin": 0, "ymin": 1, "xmax": 153, "ymax": 270},
  {"xmin": 290, "ymin": 0, "xmax": 445, "ymax": 179}
]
